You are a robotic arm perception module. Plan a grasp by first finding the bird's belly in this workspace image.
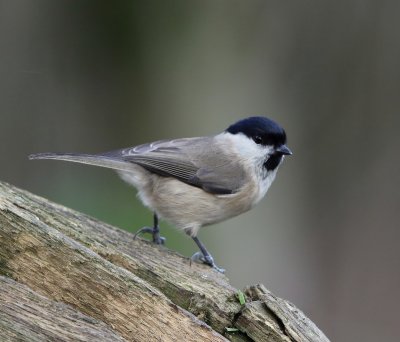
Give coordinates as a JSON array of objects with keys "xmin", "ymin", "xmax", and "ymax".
[{"xmin": 140, "ymin": 177, "xmax": 259, "ymax": 232}]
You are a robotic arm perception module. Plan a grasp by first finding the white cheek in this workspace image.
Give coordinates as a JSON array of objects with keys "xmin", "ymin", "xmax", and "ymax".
[
  {"xmin": 218, "ymin": 132, "xmax": 279, "ymax": 206},
  {"xmin": 219, "ymin": 132, "xmax": 273, "ymax": 162}
]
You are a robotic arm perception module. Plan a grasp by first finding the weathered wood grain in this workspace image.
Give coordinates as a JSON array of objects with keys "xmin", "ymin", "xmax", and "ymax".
[
  {"xmin": 0, "ymin": 181, "xmax": 329, "ymax": 341},
  {"xmin": 0, "ymin": 276, "xmax": 126, "ymax": 342}
]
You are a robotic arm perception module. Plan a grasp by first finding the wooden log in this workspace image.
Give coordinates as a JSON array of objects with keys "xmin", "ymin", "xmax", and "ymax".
[
  {"xmin": 0, "ymin": 276, "xmax": 126, "ymax": 341},
  {"xmin": 0, "ymin": 181, "xmax": 329, "ymax": 341}
]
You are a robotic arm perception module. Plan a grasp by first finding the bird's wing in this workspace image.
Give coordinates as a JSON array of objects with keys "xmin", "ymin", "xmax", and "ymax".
[
  {"xmin": 30, "ymin": 137, "xmax": 248, "ymax": 195},
  {"xmin": 107, "ymin": 137, "xmax": 247, "ymax": 195}
]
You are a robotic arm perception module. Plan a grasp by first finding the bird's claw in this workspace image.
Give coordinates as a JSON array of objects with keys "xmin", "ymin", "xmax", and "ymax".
[
  {"xmin": 190, "ymin": 252, "xmax": 225, "ymax": 273},
  {"xmin": 134, "ymin": 226, "xmax": 166, "ymax": 245},
  {"xmin": 153, "ymin": 235, "xmax": 166, "ymax": 245},
  {"xmin": 133, "ymin": 227, "xmax": 153, "ymax": 238}
]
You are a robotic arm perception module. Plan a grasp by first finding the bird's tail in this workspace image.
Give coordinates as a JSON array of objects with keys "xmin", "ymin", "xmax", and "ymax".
[{"xmin": 29, "ymin": 152, "xmax": 135, "ymax": 172}]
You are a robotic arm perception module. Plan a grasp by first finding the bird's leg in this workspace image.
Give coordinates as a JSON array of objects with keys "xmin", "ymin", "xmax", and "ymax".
[
  {"xmin": 191, "ymin": 236, "xmax": 225, "ymax": 273},
  {"xmin": 150, "ymin": 214, "xmax": 165, "ymax": 245},
  {"xmin": 133, "ymin": 213, "xmax": 166, "ymax": 245}
]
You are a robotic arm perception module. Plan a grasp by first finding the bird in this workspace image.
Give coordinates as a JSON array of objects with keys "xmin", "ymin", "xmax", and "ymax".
[{"xmin": 29, "ymin": 116, "xmax": 292, "ymax": 272}]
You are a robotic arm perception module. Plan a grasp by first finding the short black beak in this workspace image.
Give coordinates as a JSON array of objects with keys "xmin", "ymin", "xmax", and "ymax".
[{"xmin": 276, "ymin": 145, "xmax": 292, "ymax": 155}]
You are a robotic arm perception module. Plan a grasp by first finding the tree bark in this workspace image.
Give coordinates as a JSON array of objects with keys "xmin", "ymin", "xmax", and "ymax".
[{"xmin": 0, "ymin": 181, "xmax": 329, "ymax": 342}]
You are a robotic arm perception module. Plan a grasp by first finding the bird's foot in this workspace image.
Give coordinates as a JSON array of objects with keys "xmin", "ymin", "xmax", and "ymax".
[
  {"xmin": 133, "ymin": 226, "xmax": 166, "ymax": 245},
  {"xmin": 191, "ymin": 252, "xmax": 225, "ymax": 273}
]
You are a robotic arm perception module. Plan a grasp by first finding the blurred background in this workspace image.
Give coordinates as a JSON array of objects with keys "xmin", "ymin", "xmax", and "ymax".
[{"xmin": 1, "ymin": 1, "xmax": 399, "ymax": 341}]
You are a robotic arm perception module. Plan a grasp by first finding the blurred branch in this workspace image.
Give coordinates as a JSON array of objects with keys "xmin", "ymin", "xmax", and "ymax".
[{"xmin": 0, "ymin": 181, "xmax": 329, "ymax": 342}]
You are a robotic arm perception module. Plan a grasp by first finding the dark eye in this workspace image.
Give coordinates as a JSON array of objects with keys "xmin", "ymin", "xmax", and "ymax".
[{"xmin": 253, "ymin": 135, "xmax": 263, "ymax": 144}]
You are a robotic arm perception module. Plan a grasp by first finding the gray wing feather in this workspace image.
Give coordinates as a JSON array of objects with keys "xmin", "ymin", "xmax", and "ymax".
[
  {"xmin": 107, "ymin": 137, "xmax": 246, "ymax": 194},
  {"xmin": 30, "ymin": 137, "xmax": 246, "ymax": 195}
]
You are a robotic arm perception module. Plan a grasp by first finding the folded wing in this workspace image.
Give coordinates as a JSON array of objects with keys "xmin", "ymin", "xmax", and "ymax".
[
  {"xmin": 30, "ymin": 137, "xmax": 247, "ymax": 195},
  {"xmin": 107, "ymin": 137, "xmax": 246, "ymax": 195}
]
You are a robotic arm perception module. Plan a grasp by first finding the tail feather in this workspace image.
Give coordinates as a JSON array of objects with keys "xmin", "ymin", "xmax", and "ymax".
[{"xmin": 29, "ymin": 152, "xmax": 136, "ymax": 172}]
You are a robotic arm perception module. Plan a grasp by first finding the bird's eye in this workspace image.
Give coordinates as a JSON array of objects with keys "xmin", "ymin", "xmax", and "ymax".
[{"xmin": 253, "ymin": 135, "xmax": 263, "ymax": 144}]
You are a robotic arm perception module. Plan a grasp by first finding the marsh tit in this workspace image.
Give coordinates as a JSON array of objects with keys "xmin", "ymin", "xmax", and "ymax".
[{"xmin": 30, "ymin": 116, "xmax": 292, "ymax": 272}]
